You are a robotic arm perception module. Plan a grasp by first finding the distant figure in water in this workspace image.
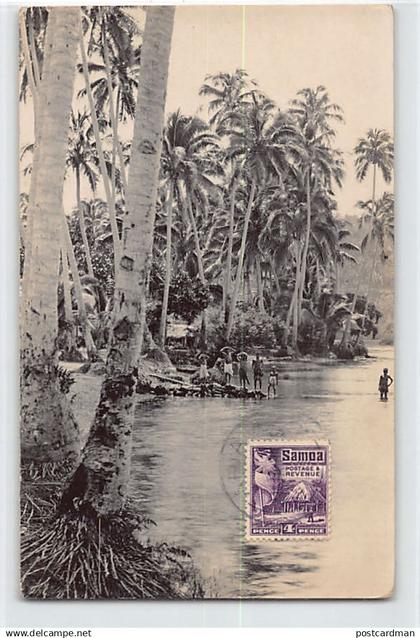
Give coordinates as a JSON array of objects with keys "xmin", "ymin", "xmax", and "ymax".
[
  {"xmin": 378, "ymin": 367, "xmax": 393, "ymax": 400},
  {"xmin": 238, "ymin": 353, "xmax": 250, "ymax": 389},
  {"xmin": 223, "ymin": 351, "xmax": 233, "ymax": 384},
  {"xmin": 267, "ymin": 368, "xmax": 279, "ymax": 398},
  {"xmin": 252, "ymin": 353, "xmax": 263, "ymax": 390}
]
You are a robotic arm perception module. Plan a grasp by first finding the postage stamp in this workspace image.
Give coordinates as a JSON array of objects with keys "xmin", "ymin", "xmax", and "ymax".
[{"xmin": 246, "ymin": 440, "xmax": 330, "ymax": 540}]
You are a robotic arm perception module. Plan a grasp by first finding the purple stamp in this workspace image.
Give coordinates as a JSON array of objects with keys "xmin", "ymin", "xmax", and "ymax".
[{"xmin": 246, "ymin": 440, "xmax": 330, "ymax": 540}]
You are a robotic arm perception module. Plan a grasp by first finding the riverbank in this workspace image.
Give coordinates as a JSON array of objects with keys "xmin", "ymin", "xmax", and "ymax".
[{"xmin": 66, "ymin": 350, "xmax": 377, "ymax": 443}]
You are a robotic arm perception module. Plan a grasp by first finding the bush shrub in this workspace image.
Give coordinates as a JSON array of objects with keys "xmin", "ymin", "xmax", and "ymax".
[{"xmin": 206, "ymin": 308, "xmax": 277, "ymax": 352}]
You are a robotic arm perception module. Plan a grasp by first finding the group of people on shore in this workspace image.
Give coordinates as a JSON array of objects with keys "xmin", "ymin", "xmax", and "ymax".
[{"xmin": 198, "ymin": 351, "xmax": 280, "ymax": 398}]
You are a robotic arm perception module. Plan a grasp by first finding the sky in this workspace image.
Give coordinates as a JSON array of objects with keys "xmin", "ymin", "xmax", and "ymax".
[
  {"xmin": 20, "ymin": 5, "xmax": 394, "ymax": 217},
  {"xmin": 165, "ymin": 4, "xmax": 394, "ymax": 215}
]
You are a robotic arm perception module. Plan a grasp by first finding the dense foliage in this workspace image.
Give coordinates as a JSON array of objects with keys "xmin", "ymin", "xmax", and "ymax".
[{"xmin": 20, "ymin": 9, "xmax": 394, "ymax": 360}]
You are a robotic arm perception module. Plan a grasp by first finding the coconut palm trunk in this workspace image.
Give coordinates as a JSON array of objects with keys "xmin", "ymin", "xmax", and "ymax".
[
  {"xmin": 188, "ymin": 198, "xmax": 206, "ymax": 284},
  {"xmin": 79, "ymin": 25, "xmax": 121, "ymax": 271},
  {"xmin": 222, "ymin": 179, "xmax": 237, "ymax": 322},
  {"xmin": 62, "ymin": 215, "xmax": 96, "ymax": 357},
  {"xmin": 60, "ymin": 6, "xmax": 175, "ymax": 518},
  {"xmin": 284, "ymin": 289, "xmax": 295, "ymax": 346},
  {"xmin": 342, "ymin": 171, "xmax": 377, "ymax": 347},
  {"xmin": 21, "ymin": 7, "xmax": 81, "ymax": 465},
  {"xmin": 255, "ymin": 254, "xmax": 265, "ymax": 312},
  {"xmin": 360, "ymin": 166, "xmax": 378, "ymax": 323},
  {"xmin": 61, "ymin": 249, "xmax": 73, "ymax": 324},
  {"xmin": 159, "ymin": 182, "xmax": 174, "ymax": 346},
  {"xmin": 101, "ymin": 16, "xmax": 128, "ymax": 195},
  {"xmin": 291, "ymin": 244, "xmax": 302, "ymax": 352},
  {"xmin": 297, "ymin": 171, "xmax": 312, "ymax": 328},
  {"xmin": 341, "ymin": 249, "xmax": 368, "ymax": 347},
  {"xmin": 75, "ymin": 165, "xmax": 94, "ymax": 276},
  {"xmin": 226, "ymin": 177, "xmax": 257, "ymax": 339},
  {"xmin": 20, "ymin": 10, "xmax": 55, "ymax": 314},
  {"xmin": 187, "ymin": 196, "xmax": 208, "ymax": 344},
  {"xmin": 361, "ymin": 241, "xmax": 379, "ymax": 329},
  {"xmin": 60, "ymin": 242, "xmax": 77, "ymax": 354}
]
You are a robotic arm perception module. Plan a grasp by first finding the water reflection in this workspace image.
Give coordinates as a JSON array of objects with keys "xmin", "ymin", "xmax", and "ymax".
[{"xmin": 130, "ymin": 346, "xmax": 394, "ymax": 598}]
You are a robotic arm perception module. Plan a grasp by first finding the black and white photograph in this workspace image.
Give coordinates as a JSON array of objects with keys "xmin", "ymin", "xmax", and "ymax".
[{"xmin": 19, "ymin": 4, "xmax": 395, "ymax": 600}]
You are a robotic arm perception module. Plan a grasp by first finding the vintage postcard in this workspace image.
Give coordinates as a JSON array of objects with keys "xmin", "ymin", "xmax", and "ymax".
[{"xmin": 20, "ymin": 5, "xmax": 394, "ymax": 599}]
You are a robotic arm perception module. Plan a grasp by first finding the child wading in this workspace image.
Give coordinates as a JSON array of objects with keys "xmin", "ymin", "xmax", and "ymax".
[
  {"xmin": 267, "ymin": 368, "xmax": 279, "ymax": 398},
  {"xmin": 252, "ymin": 354, "xmax": 263, "ymax": 390},
  {"xmin": 378, "ymin": 367, "xmax": 393, "ymax": 400}
]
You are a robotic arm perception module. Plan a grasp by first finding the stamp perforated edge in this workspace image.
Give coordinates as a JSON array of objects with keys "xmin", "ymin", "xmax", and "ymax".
[{"xmin": 245, "ymin": 438, "xmax": 331, "ymax": 542}]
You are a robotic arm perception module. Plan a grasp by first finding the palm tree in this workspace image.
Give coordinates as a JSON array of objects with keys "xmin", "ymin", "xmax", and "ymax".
[
  {"xmin": 78, "ymin": 21, "xmax": 122, "ymax": 270},
  {"xmin": 200, "ymin": 71, "xmax": 262, "ymax": 321},
  {"xmin": 232, "ymin": 182, "xmax": 276, "ymax": 312},
  {"xmin": 66, "ymin": 110, "xmax": 99, "ymax": 276},
  {"xmin": 79, "ymin": 7, "xmax": 142, "ymax": 197},
  {"xmin": 290, "ymin": 85, "xmax": 344, "ymax": 142},
  {"xmin": 333, "ymin": 221, "xmax": 359, "ymax": 292},
  {"xmin": 21, "ymin": 7, "xmax": 81, "ymax": 465},
  {"xmin": 225, "ymin": 97, "xmax": 301, "ymax": 339},
  {"xmin": 354, "ymin": 128, "xmax": 393, "ymax": 202},
  {"xmin": 290, "ymin": 88, "xmax": 344, "ymax": 350},
  {"xmin": 61, "ymin": 213, "xmax": 97, "ymax": 357},
  {"xmin": 342, "ymin": 129, "xmax": 393, "ymax": 346},
  {"xmin": 158, "ymin": 111, "xmax": 221, "ymax": 344},
  {"xmin": 61, "ymin": 5, "xmax": 175, "ymax": 519},
  {"xmin": 199, "ymin": 68, "xmax": 257, "ymax": 134},
  {"xmin": 81, "ymin": 7, "xmax": 141, "ymax": 121},
  {"xmin": 357, "ymin": 191, "xmax": 394, "ymax": 325}
]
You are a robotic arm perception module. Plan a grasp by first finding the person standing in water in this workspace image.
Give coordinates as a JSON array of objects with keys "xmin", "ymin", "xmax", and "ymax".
[
  {"xmin": 267, "ymin": 367, "xmax": 279, "ymax": 398},
  {"xmin": 378, "ymin": 367, "xmax": 393, "ymax": 400},
  {"xmin": 252, "ymin": 353, "xmax": 263, "ymax": 390},
  {"xmin": 238, "ymin": 353, "xmax": 250, "ymax": 389},
  {"xmin": 198, "ymin": 355, "xmax": 209, "ymax": 385}
]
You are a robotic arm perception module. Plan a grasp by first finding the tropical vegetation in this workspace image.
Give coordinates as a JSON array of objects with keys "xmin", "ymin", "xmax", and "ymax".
[{"xmin": 19, "ymin": 5, "xmax": 394, "ymax": 599}]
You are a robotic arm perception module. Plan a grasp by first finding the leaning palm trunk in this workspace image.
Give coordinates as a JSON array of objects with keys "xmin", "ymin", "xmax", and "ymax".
[
  {"xmin": 159, "ymin": 182, "xmax": 174, "ymax": 346},
  {"xmin": 291, "ymin": 244, "xmax": 302, "ymax": 353},
  {"xmin": 60, "ymin": 6, "xmax": 175, "ymax": 519},
  {"xmin": 342, "ymin": 168, "xmax": 377, "ymax": 347},
  {"xmin": 101, "ymin": 15, "xmax": 128, "ymax": 195},
  {"xmin": 226, "ymin": 178, "xmax": 257, "ymax": 339},
  {"xmin": 79, "ymin": 26, "xmax": 121, "ymax": 271},
  {"xmin": 297, "ymin": 172, "xmax": 312, "ymax": 328},
  {"xmin": 188, "ymin": 197, "xmax": 208, "ymax": 344},
  {"xmin": 21, "ymin": 8, "xmax": 81, "ymax": 465},
  {"xmin": 255, "ymin": 254, "xmax": 265, "ymax": 313},
  {"xmin": 341, "ymin": 249, "xmax": 368, "ymax": 347},
  {"xmin": 361, "ymin": 241, "xmax": 379, "ymax": 329},
  {"xmin": 284, "ymin": 285, "xmax": 296, "ymax": 348},
  {"xmin": 61, "ymin": 249, "xmax": 73, "ymax": 323},
  {"xmin": 62, "ymin": 215, "xmax": 96, "ymax": 357},
  {"xmin": 75, "ymin": 166, "xmax": 94, "ymax": 276},
  {"xmin": 222, "ymin": 179, "xmax": 238, "ymax": 322},
  {"xmin": 60, "ymin": 244, "xmax": 77, "ymax": 355}
]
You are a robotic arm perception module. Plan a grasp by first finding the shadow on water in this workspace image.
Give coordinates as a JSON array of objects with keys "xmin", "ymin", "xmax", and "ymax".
[{"xmin": 129, "ymin": 345, "xmax": 394, "ymax": 598}]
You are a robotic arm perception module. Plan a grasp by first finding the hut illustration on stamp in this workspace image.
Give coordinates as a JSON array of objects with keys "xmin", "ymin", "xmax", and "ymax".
[{"xmin": 246, "ymin": 440, "xmax": 330, "ymax": 540}]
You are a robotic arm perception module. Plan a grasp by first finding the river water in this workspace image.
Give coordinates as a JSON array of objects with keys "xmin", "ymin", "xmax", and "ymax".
[{"xmin": 130, "ymin": 345, "xmax": 395, "ymax": 599}]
